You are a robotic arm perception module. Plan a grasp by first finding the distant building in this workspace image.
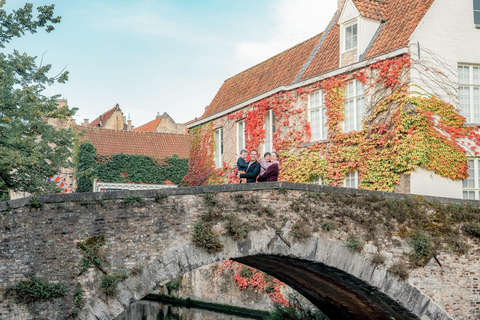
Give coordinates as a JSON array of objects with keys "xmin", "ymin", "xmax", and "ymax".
[{"xmin": 134, "ymin": 112, "xmax": 187, "ymax": 134}]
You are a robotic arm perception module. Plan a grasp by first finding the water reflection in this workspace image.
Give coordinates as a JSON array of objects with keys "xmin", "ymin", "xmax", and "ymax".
[{"xmin": 114, "ymin": 300, "xmax": 263, "ymax": 320}]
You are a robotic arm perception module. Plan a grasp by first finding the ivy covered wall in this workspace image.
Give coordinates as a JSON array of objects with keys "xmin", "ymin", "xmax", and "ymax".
[
  {"xmin": 183, "ymin": 54, "xmax": 475, "ymax": 193},
  {"xmin": 76, "ymin": 143, "xmax": 188, "ymax": 192}
]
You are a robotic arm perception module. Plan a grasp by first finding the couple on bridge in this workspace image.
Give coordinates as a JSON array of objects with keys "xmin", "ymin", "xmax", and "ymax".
[{"xmin": 236, "ymin": 149, "xmax": 279, "ymax": 183}]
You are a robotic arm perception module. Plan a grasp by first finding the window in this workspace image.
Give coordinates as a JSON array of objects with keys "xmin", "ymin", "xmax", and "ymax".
[
  {"xmin": 459, "ymin": 65, "xmax": 480, "ymax": 123},
  {"xmin": 345, "ymin": 23, "xmax": 357, "ymax": 51},
  {"xmin": 237, "ymin": 120, "xmax": 246, "ymax": 154},
  {"xmin": 463, "ymin": 159, "xmax": 480, "ymax": 199},
  {"xmin": 475, "ymin": 0, "xmax": 480, "ymax": 27},
  {"xmin": 309, "ymin": 90, "xmax": 328, "ymax": 141},
  {"xmin": 344, "ymin": 171, "xmax": 359, "ymax": 188},
  {"xmin": 264, "ymin": 110, "xmax": 275, "ymax": 152},
  {"xmin": 214, "ymin": 128, "xmax": 223, "ymax": 168},
  {"xmin": 344, "ymin": 80, "xmax": 365, "ymax": 132},
  {"xmin": 311, "ymin": 176, "xmax": 323, "ymax": 185}
]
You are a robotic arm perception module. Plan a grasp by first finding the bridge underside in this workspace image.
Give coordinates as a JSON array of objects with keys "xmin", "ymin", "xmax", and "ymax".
[{"xmin": 235, "ymin": 255, "xmax": 421, "ymax": 320}]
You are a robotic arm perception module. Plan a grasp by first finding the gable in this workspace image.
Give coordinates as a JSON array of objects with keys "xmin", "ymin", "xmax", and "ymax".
[{"xmin": 339, "ymin": 0, "xmax": 360, "ymax": 24}]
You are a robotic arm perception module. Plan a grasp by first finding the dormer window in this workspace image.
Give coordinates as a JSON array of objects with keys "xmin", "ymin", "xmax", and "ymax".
[{"xmin": 345, "ymin": 23, "xmax": 358, "ymax": 51}]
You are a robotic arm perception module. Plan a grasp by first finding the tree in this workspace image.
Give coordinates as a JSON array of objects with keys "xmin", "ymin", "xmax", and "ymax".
[{"xmin": 0, "ymin": 1, "xmax": 76, "ymax": 198}]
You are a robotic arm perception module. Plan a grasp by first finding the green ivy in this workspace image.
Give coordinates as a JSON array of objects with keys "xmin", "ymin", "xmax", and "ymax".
[
  {"xmin": 75, "ymin": 143, "xmax": 188, "ymax": 192},
  {"xmin": 12, "ymin": 277, "xmax": 66, "ymax": 304}
]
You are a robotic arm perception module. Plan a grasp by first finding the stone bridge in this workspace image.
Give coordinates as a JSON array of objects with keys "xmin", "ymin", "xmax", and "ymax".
[{"xmin": 0, "ymin": 182, "xmax": 479, "ymax": 320}]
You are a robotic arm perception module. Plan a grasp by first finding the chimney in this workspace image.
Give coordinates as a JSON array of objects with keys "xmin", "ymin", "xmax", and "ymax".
[
  {"xmin": 338, "ymin": 0, "xmax": 346, "ymax": 10},
  {"xmin": 83, "ymin": 119, "xmax": 89, "ymax": 125},
  {"xmin": 127, "ymin": 120, "xmax": 132, "ymax": 131},
  {"xmin": 156, "ymin": 112, "xmax": 161, "ymax": 119}
]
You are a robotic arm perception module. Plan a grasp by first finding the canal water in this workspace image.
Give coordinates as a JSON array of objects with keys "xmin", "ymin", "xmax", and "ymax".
[{"xmin": 114, "ymin": 299, "xmax": 266, "ymax": 320}]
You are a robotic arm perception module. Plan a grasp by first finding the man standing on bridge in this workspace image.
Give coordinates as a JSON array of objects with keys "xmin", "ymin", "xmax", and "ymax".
[{"xmin": 238, "ymin": 149, "xmax": 261, "ymax": 183}]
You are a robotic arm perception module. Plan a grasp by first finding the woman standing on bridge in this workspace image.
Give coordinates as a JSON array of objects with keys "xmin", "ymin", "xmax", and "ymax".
[{"xmin": 258, "ymin": 151, "xmax": 279, "ymax": 182}]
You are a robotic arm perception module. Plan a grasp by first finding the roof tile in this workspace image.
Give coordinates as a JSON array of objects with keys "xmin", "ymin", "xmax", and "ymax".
[
  {"xmin": 77, "ymin": 126, "xmax": 190, "ymax": 159},
  {"xmin": 133, "ymin": 117, "xmax": 162, "ymax": 132}
]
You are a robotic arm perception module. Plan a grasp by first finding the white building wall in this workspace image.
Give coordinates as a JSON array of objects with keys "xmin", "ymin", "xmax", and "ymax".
[
  {"xmin": 409, "ymin": 0, "xmax": 480, "ymax": 104},
  {"xmin": 408, "ymin": 0, "xmax": 480, "ymax": 199},
  {"xmin": 410, "ymin": 167, "xmax": 463, "ymax": 199},
  {"xmin": 359, "ymin": 18, "xmax": 381, "ymax": 57}
]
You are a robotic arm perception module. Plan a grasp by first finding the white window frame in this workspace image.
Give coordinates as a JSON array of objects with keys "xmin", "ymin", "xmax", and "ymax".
[
  {"xmin": 458, "ymin": 64, "xmax": 480, "ymax": 123},
  {"xmin": 463, "ymin": 158, "xmax": 480, "ymax": 199},
  {"xmin": 344, "ymin": 79, "xmax": 365, "ymax": 132},
  {"xmin": 237, "ymin": 120, "xmax": 246, "ymax": 155},
  {"xmin": 214, "ymin": 128, "xmax": 223, "ymax": 168},
  {"xmin": 264, "ymin": 109, "xmax": 275, "ymax": 153},
  {"xmin": 344, "ymin": 171, "xmax": 359, "ymax": 188},
  {"xmin": 309, "ymin": 90, "xmax": 328, "ymax": 141},
  {"xmin": 342, "ymin": 19, "xmax": 358, "ymax": 53},
  {"xmin": 311, "ymin": 176, "xmax": 323, "ymax": 185}
]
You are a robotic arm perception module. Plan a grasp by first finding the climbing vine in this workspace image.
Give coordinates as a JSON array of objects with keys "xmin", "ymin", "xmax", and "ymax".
[
  {"xmin": 184, "ymin": 54, "xmax": 472, "ymax": 192},
  {"xmin": 212, "ymin": 260, "xmax": 289, "ymax": 307},
  {"xmin": 76, "ymin": 143, "xmax": 188, "ymax": 191}
]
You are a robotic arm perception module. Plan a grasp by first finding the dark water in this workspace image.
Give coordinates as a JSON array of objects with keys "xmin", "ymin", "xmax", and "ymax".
[{"xmin": 114, "ymin": 300, "xmax": 265, "ymax": 320}]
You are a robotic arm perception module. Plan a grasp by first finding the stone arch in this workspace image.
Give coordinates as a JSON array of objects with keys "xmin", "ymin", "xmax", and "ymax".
[{"xmin": 78, "ymin": 231, "xmax": 452, "ymax": 320}]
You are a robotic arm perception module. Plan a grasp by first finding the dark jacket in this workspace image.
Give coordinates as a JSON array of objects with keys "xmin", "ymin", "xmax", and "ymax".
[
  {"xmin": 258, "ymin": 163, "xmax": 279, "ymax": 182},
  {"xmin": 236, "ymin": 157, "xmax": 248, "ymax": 172},
  {"xmin": 239, "ymin": 161, "xmax": 261, "ymax": 183}
]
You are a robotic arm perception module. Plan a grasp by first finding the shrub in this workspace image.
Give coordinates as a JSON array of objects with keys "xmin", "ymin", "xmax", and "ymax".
[
  {"xmin": 290, "ymin": 219, "xmax": 311, "ymax": 242},
  {"xmin": 371, "ymin": 252, "xmax": 386, "ymax": 266},
  {"xmin": 345, "ymin": 234, "xmax": 363, "ymax": 253},
  {"xmin": 123, "ymin": 195, "xmax": 143, "ymax": 204},
  {"xmin": 388, "ymin": 261, "xmax": 409, "ymax": 281},
  {"xmin": 410, "ymin": 230, "xmax": 434, "ymax": 267},
  {"xmin": 464, "ymin": 222, "xmax": 480, "ymax": 238},
  {"xmin": 99, "ymin": 273, "xmax": 127, "ymax": 297},
  {"xmin": 238, "ymin": 266, "xmax": 254, "ymax": 278},
  {"xmin": 203, "ymin": 193, "xmax": 219, "ymax": 207},
  {"xmin": 224, "ymin": 214, "xmax": 249, "ymax": 241},
  {"xmin": 321, "ymin": 220, "xmax": 337, "ymax": 232},
  {"xmin": 165, "ymin": 278, "xmax": 181, "ymax": 294},
  {"xmin": 78, "ymin": 235, "xmax": 105, "ymax": 272},
  {"xmin": 13, "ymin": 277, "xmax": 65, "ymax": 303},
  {"xmin": 28, "ymin": 196, "xmax": 43, "ymax": 208},
  {"xmin": 191, "ymin": 221, "xmax": 223, "ymax": 253},
  {"xmin": 277, "ymin": 187, "xmax": 288, "ymax": 195},
  {"xmin": 73, "ymin": 283, "xmax": 83, "ymax": 307},
  {"xmin": 155, "ymin": 191, "xmax": 168, "ymax": 203}
]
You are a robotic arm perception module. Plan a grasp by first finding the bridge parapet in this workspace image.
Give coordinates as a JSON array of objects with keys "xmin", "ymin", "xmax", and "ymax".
[{"xmin": 0, "ymin": 182, "xmax": 478, "ymax": 320}]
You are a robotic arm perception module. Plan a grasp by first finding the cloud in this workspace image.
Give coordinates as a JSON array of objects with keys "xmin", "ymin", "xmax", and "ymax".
[{"xmin": 234, "ymin": 0, "xmax": 337, "ymax": 66}]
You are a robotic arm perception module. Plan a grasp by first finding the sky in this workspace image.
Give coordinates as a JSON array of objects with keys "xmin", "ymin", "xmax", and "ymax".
[{"xmin": 4, "ymin": 0, "xmax": 337, "ymax": 127}]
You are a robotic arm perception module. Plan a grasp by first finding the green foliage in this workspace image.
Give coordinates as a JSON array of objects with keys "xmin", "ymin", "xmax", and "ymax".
[
  {"xmin": 73, "ymin": 283, "xmax": 83, "ymax": 307},
  {"xmin": 123, "ymin": 195, "xmax": 143, "ymax": 204},
  {"xmin": 165, "ymin": 278, "xmax": 181, "ymax": 293},
  {"xmin": 191, "ymin": 221, "xmax": 223, "ymax": 253},
  {"xmin": 321, "ymin": 221, "xmax": 337, "ymax": 232},
  {"xmin": 410, "ymin": 230, "xmax": 434, "ymax": 267},
  {"xmin": 238, "ymin": 266, "xmax": 254, "ymax": 278},
  {"xmin": 78, "ymin": 235, "xmax": 105, "ymax": 272},
  {"xmin": 345, "ymin": 234, "xmax": 363, "ymax": 253},
  {"xmin": 224, "ymin": 214, "xmax": 249, "ymax": 241},
  {"xmin": 277, "ymin": 187, "xmax": 288, "ymax": 195},
  {"xmin": 265, "ymin": 299, "xmax": 329, "ymax": 320},
  {"xmin": 0, "ymin": 3, "xmax": 76, "ymax": 195},
  {"xmin": 28, "ymin": 196, "xmax": 43, "ymax": 208},
  {"xmin": 155, "ymin": 191, "xmax": 168, "ymax": 202},
  {"xmin": 75, "ymin": 145, "xmax": 189, "ymax": 192},
  {"xmin": 12, "ymin": 277, "xmax": 66, "ymax": 303},
  {"xmin": 203, "ymin": 193, "xmax": 219, "ymax": 207},
  {"xmin": 99, "ymin": 274, "xmax": 120, "ymax": 296},
  {"xmin": 464, "ymin": 222, "xmax": 480, "ymax": 238},
  {"xmin": 76, "ymin": 143, "xmax": 97, "ymax": 193}
]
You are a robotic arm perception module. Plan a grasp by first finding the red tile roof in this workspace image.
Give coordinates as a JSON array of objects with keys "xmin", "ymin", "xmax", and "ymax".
[
  {"xmin": 77, "ymin": 126, "xmax": 190, "ymax": 159},
  {"xmin": 353, "ymin": 0, "xmax": 389, "ymax": 21},
  {"xmin": 133, "ymin": 117, "xmax": 162, "ymax": 132},
  {"xmin": 202, "ymin": 33, "xmax": 324, "ymax": 118},
  {"xmin": 87, "ymin": 105, "xmax": 119, "ymax": 127},
  {"xmin": 201, "ymin": 0, "xmax": 434, "ymax": 120}
]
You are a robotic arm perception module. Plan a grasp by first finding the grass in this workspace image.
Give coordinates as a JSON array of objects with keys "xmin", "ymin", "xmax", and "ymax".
[{"xmin": 345, "ymin": 234, "xmax": 363, "ymax": 253}]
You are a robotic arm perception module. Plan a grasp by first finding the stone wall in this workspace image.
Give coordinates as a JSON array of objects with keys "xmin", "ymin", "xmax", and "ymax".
[{"xmin": 0, "ymin": 183, "xmax": 478, "ymax": 319}]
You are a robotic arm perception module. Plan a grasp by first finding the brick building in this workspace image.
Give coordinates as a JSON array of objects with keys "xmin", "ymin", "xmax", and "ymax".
[{"xmin": 186, "ymin": 0, "xmax": 480, "ymax": 199}]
